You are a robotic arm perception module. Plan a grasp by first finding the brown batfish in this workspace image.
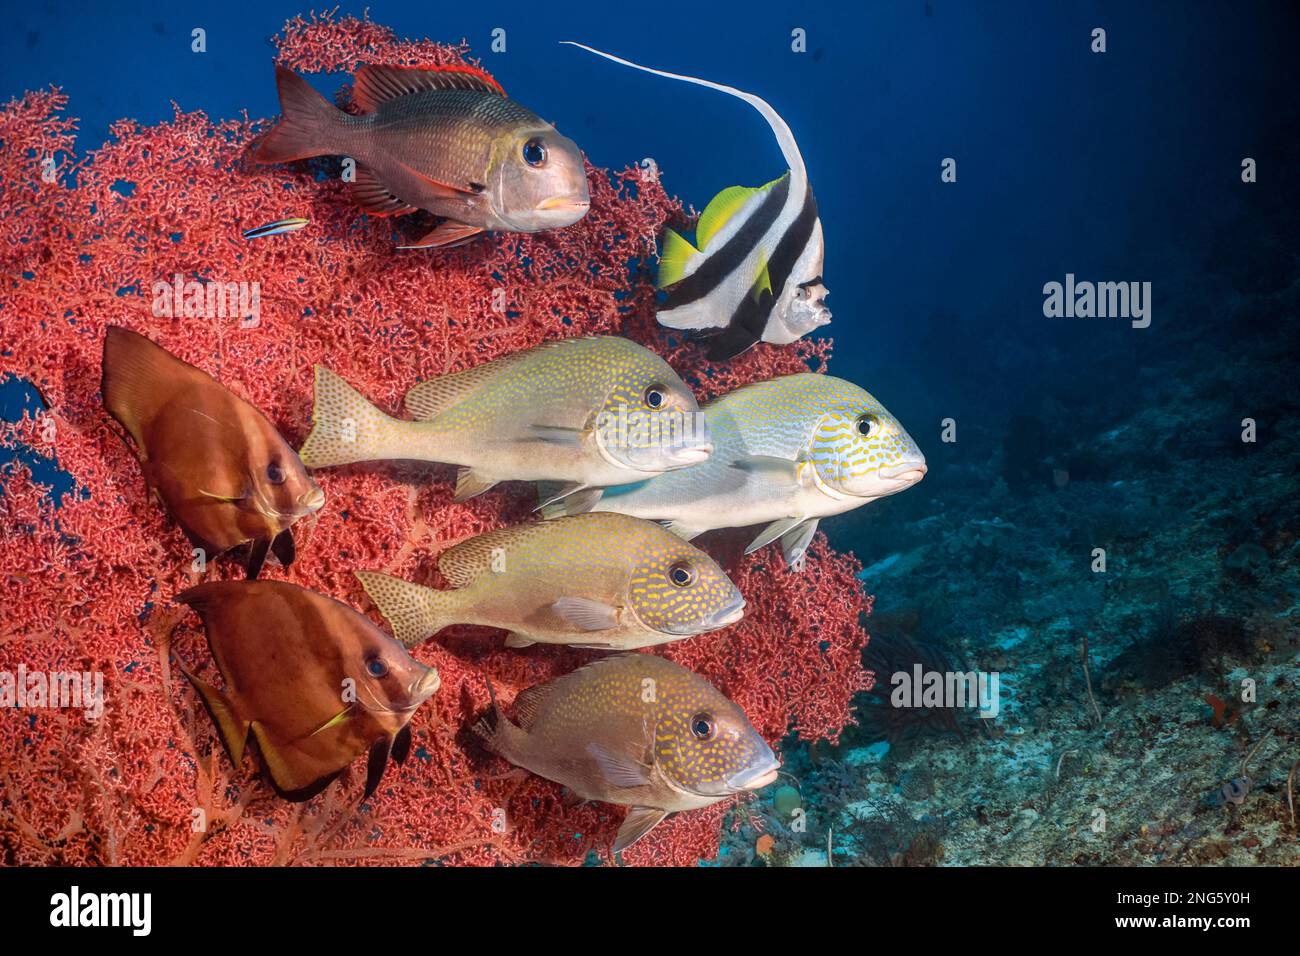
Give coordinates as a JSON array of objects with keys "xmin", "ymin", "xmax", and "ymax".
[
  {"xmin": 101, "ymin": 326, "xmax": 324, "ymax": 579},
  {"xmin": 475, "ymin": 654, "xmax": 779, "ymax": 853},
  {"xmin": 178, "ymin": 580, "xmax": 441, "ymax": 801},
  {"xmin": 253, "ymin": 63, "xmax": 590, "ymax": 249}
]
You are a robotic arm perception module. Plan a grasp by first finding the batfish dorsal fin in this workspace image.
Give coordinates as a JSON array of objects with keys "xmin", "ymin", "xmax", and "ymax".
[
  {"xmin": 352, "ymin": 63, "xmax": 505, "ymax": 112},
  {"xmin": 101, "ymin": 325, "xmax": 207, "ymax": 449}
]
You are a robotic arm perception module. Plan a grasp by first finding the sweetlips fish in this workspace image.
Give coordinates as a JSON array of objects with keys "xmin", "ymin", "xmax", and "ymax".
[
  {"xmin": 543, "ymin": 372, "xmax": 926, "ymax": 570},
  {"xmin": 101, "ymin": 326, "xmax": 325, "ymax": 579},
  {"xmin": 473, "ymin": 654, "xmax": 779, "ymax": 853},
  {"xmin": 297, "ymin": 335, "xmax": 713, "ymax": 504},
  {"xmin": 565, "ymin": 43, "xmax": 829, "ymax": 360},
  {"xmin": 355, "ymin": 512, "xmax": 745, "ymax": 650},
  {"xmin": 253, "ymin": 63, "xmax": 590, "ymax": 249},
  {"xmin": 177, "ymin": 580, "xmax": 441, "ymax": 802}
]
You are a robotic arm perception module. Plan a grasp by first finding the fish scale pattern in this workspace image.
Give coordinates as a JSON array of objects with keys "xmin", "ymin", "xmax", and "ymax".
[{"xmin": 0, "ymin": 10, "xmax": 873, "ymax": 866}]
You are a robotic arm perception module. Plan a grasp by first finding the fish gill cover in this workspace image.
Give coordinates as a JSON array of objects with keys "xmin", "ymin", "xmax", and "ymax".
[{"xmin": 0, "ymin": 11, "xmax": 872, "ymax": 866}]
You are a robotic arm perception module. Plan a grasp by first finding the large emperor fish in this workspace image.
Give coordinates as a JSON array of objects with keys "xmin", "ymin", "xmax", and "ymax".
[
  {"xmin": 564, "ymin": 43, "xmax": 830, "ymax": 360},
  {"xmin": 543, "ymin": 374, "xmax": 926, "ymax": 570}
]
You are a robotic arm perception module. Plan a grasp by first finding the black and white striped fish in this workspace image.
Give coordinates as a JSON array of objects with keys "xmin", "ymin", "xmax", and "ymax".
[{"xmin": 564, "ymin": 42, "xmax": 830, "ymax": 361}]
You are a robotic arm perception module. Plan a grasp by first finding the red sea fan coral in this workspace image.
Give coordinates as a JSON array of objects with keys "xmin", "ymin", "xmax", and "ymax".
[{"xmin": 0, "ymin": 12, "xmax": 872, "ymax": 866}]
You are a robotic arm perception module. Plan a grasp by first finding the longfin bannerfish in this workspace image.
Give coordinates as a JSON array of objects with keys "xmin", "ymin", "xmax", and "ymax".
[
  {"xmin": 354, "ymin": 512, "xmax": 744, "ymax": 651},
  {"xmin": 295, "ymin": 336, "xmax": 713, "ymax": 496},
  {"xmin": 472, "ymin": 654, "xmax": 778, "ymax": 854},
  {"xmin": 563, "ymin": 42, "xmax": 830, "ymax": 360},
  {"xmin": 541, "ymin": 373, "xmax": 926, "ymax": 571},
  {"xmin": 177, "ymin": 580, "xmax": 440, "ymax": 802},
  {"xmin": 253, "ymin": 63, "xmax": 590, "ymax": 249},
  {"xmin": 101, "ymin": 326, "xmax": 324, "ymax": 579}
]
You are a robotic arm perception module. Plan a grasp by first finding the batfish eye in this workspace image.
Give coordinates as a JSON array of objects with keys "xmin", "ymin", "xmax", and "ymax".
[
  {"xmin": 669, "ymin": 561, "xmax": 695, "ymax": 587},
  {"xmin": 366, "ymin": 657, "xmax": 389, "ymax": 678},
  {"xmin": 691, "ymin": 713, "xmax": 716, "ymax": 740},
  {"xmin": 522, "ymin": 138, "xmax": 547, "ymax": 167},
  {"xmin": 266, "ymin": 462, "xmax": 286, "ymax": 484},
  {"xmin": 644, "ymin": 385, "xmax": 666, "ymax": 409},
  {"xmin": 855, "ymin": 414, "xmax": 881, "ymax": 438}
]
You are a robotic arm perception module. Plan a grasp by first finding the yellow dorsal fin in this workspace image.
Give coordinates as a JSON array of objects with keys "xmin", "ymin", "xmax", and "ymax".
[
  {"xmin": 695, "ymin": 173, "xmax": 790, "ymax": 250},
  {"xmin": 656, "ymin": 227, "xmax": 699, "ymax": 289}
]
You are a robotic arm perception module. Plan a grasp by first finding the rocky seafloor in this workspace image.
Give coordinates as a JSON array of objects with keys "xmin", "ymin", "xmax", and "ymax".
[{"xmin": 714, "ymin": 183, "xmax": 1299, "ymax": 868}]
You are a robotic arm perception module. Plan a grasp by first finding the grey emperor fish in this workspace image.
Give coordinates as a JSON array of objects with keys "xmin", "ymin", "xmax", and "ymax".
[
  {"xmin": 543, "ymin": 373, "xmax": 926, "ymax": 569},
  {"xmin": 253, "ymin": 63, "xmax": 590, "ymax": 249},
  {"xmin": 297, "ymin": 336, "xmax": 713, "ymax": 503},
  {"xmin": 564, "ymin": 42, "xmax": 829, "ymax": 360}
]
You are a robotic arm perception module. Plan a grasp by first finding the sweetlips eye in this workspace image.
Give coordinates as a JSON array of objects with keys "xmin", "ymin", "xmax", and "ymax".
[
  {"xmin": 366, "ymin": 657, "xmax": 389, "ymax": 678},
  {"xmin": 522, "ymin": 137, "xmax": 547, "ymax": 168},
  {"xmin": 691, "ymin": 712, "xmax": 716, "ymax": 740},
  {"xmin": 644, "ymin": 384, "xmax": 666, "ymax": 409},
  {"xmin": 669, "ymin": 561, "xmax": 695, "ymax": 587},
  {"xmin": 266, "ymin": 461, "xmax": 286, "ymax": 484},
  {"xmin": 855, "ymin": 413, "xmax": 881, "ymax": 438}
]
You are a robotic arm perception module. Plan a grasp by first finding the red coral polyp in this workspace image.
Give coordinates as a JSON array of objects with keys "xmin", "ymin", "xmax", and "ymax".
[{"xmin": 0, "ymin": 11, "xmax": 872, "ymax": 866}]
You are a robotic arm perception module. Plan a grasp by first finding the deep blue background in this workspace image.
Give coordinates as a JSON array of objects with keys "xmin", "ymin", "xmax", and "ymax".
[{"xmin": 3, "ymin": 0, "xmax": 1297, "ymax": 506}]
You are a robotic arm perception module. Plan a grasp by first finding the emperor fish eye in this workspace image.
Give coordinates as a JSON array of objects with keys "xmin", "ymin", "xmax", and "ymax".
[
  {"xmin": 266, "ymin": 462, "xmax": 286, "ymax": 484},
  {"xmin": 522, "ymin": 138, "xmax": 547, "ymax": 168},
  {"xmin": 644, "ymin": 385, "xmax": 666, "ymax": 409},
  {"xmin": 366, "ymin": 657, "xmax": 389, "ymax": 678},
  {"xmin": 691, "ymin": 713, "xmax": 716, "ymax": 740},
  {"xmin": 855, "ymin": 413, "xmax": 881, "ymax": 438},
  {"xmin": 668, "ymin": 561, "xmax": 695, "ymax": 587}
]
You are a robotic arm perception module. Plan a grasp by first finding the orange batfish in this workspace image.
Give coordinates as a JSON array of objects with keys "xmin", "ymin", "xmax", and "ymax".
[
  {"xmin": 475, "ymin": 654, "xmax": 779, "ymax": 853},
  {"xmin": 101, "ymin": 326, "xmax": 325, "ymax": 579},
  {"xmin": 178, "ymin": 580, "xmax": 441, "ymax": 801}
]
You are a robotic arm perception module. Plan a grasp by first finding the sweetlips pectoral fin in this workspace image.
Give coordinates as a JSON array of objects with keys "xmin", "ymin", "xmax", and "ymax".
[
  {"xmin": 525, "ymin": 424, "xmax": 586, "ymax": 446},
  {"xmin": 504, "ymin": 633, "xmax": 537, "ymax": 648},
  {"xmin": 730, "ymin": 454, "xmax": 800, "ymax": 482},
  {"xmin": 245, "ymin": 536, "xmax": 271, "ymax": 580},
  {"xmin": 613, "ymin": 807, "xmax": 669, "ymax": 854},
  {"xmin": 180, "ymin": 667, "xmax": 250, "ymax": 766},
  {"xmin": 270, "ymin": 528, "xmax": 296, "ymax": 568},
  {"xmin": 391, "ymin": 724, "xmax": 413, "ymax": 766},
  {"xmin": 534, "ymin": 482, "xmax": 603, "ymax": 515},
  {"xmin": 780, "ymin": 519, "xmax": 819, "ymax": 571},
  {"xmin": 552, "ymin": 597, "xmax": 620, "ymax": 631},
  {"xmin": 363, "ymin": 736, "xmax": 392, "ymax": 801},
  {"xmin": 746, "ymin": 516, "xmax": 804, "ymax": 555},
  {"xmin": 453, "ymin": 467, "xmax": 498, "ymax": 503}
]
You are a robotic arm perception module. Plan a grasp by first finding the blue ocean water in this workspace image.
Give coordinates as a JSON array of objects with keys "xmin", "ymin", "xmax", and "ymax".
[{"xmin": 2, "ymin": 2, "xmax": 1297, "ymax": 866}]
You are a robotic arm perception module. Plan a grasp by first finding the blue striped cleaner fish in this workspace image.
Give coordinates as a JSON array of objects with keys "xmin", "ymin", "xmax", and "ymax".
[{"xmin": 563, "ymin": 42, "xmax": 830, "ymax": 361}]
